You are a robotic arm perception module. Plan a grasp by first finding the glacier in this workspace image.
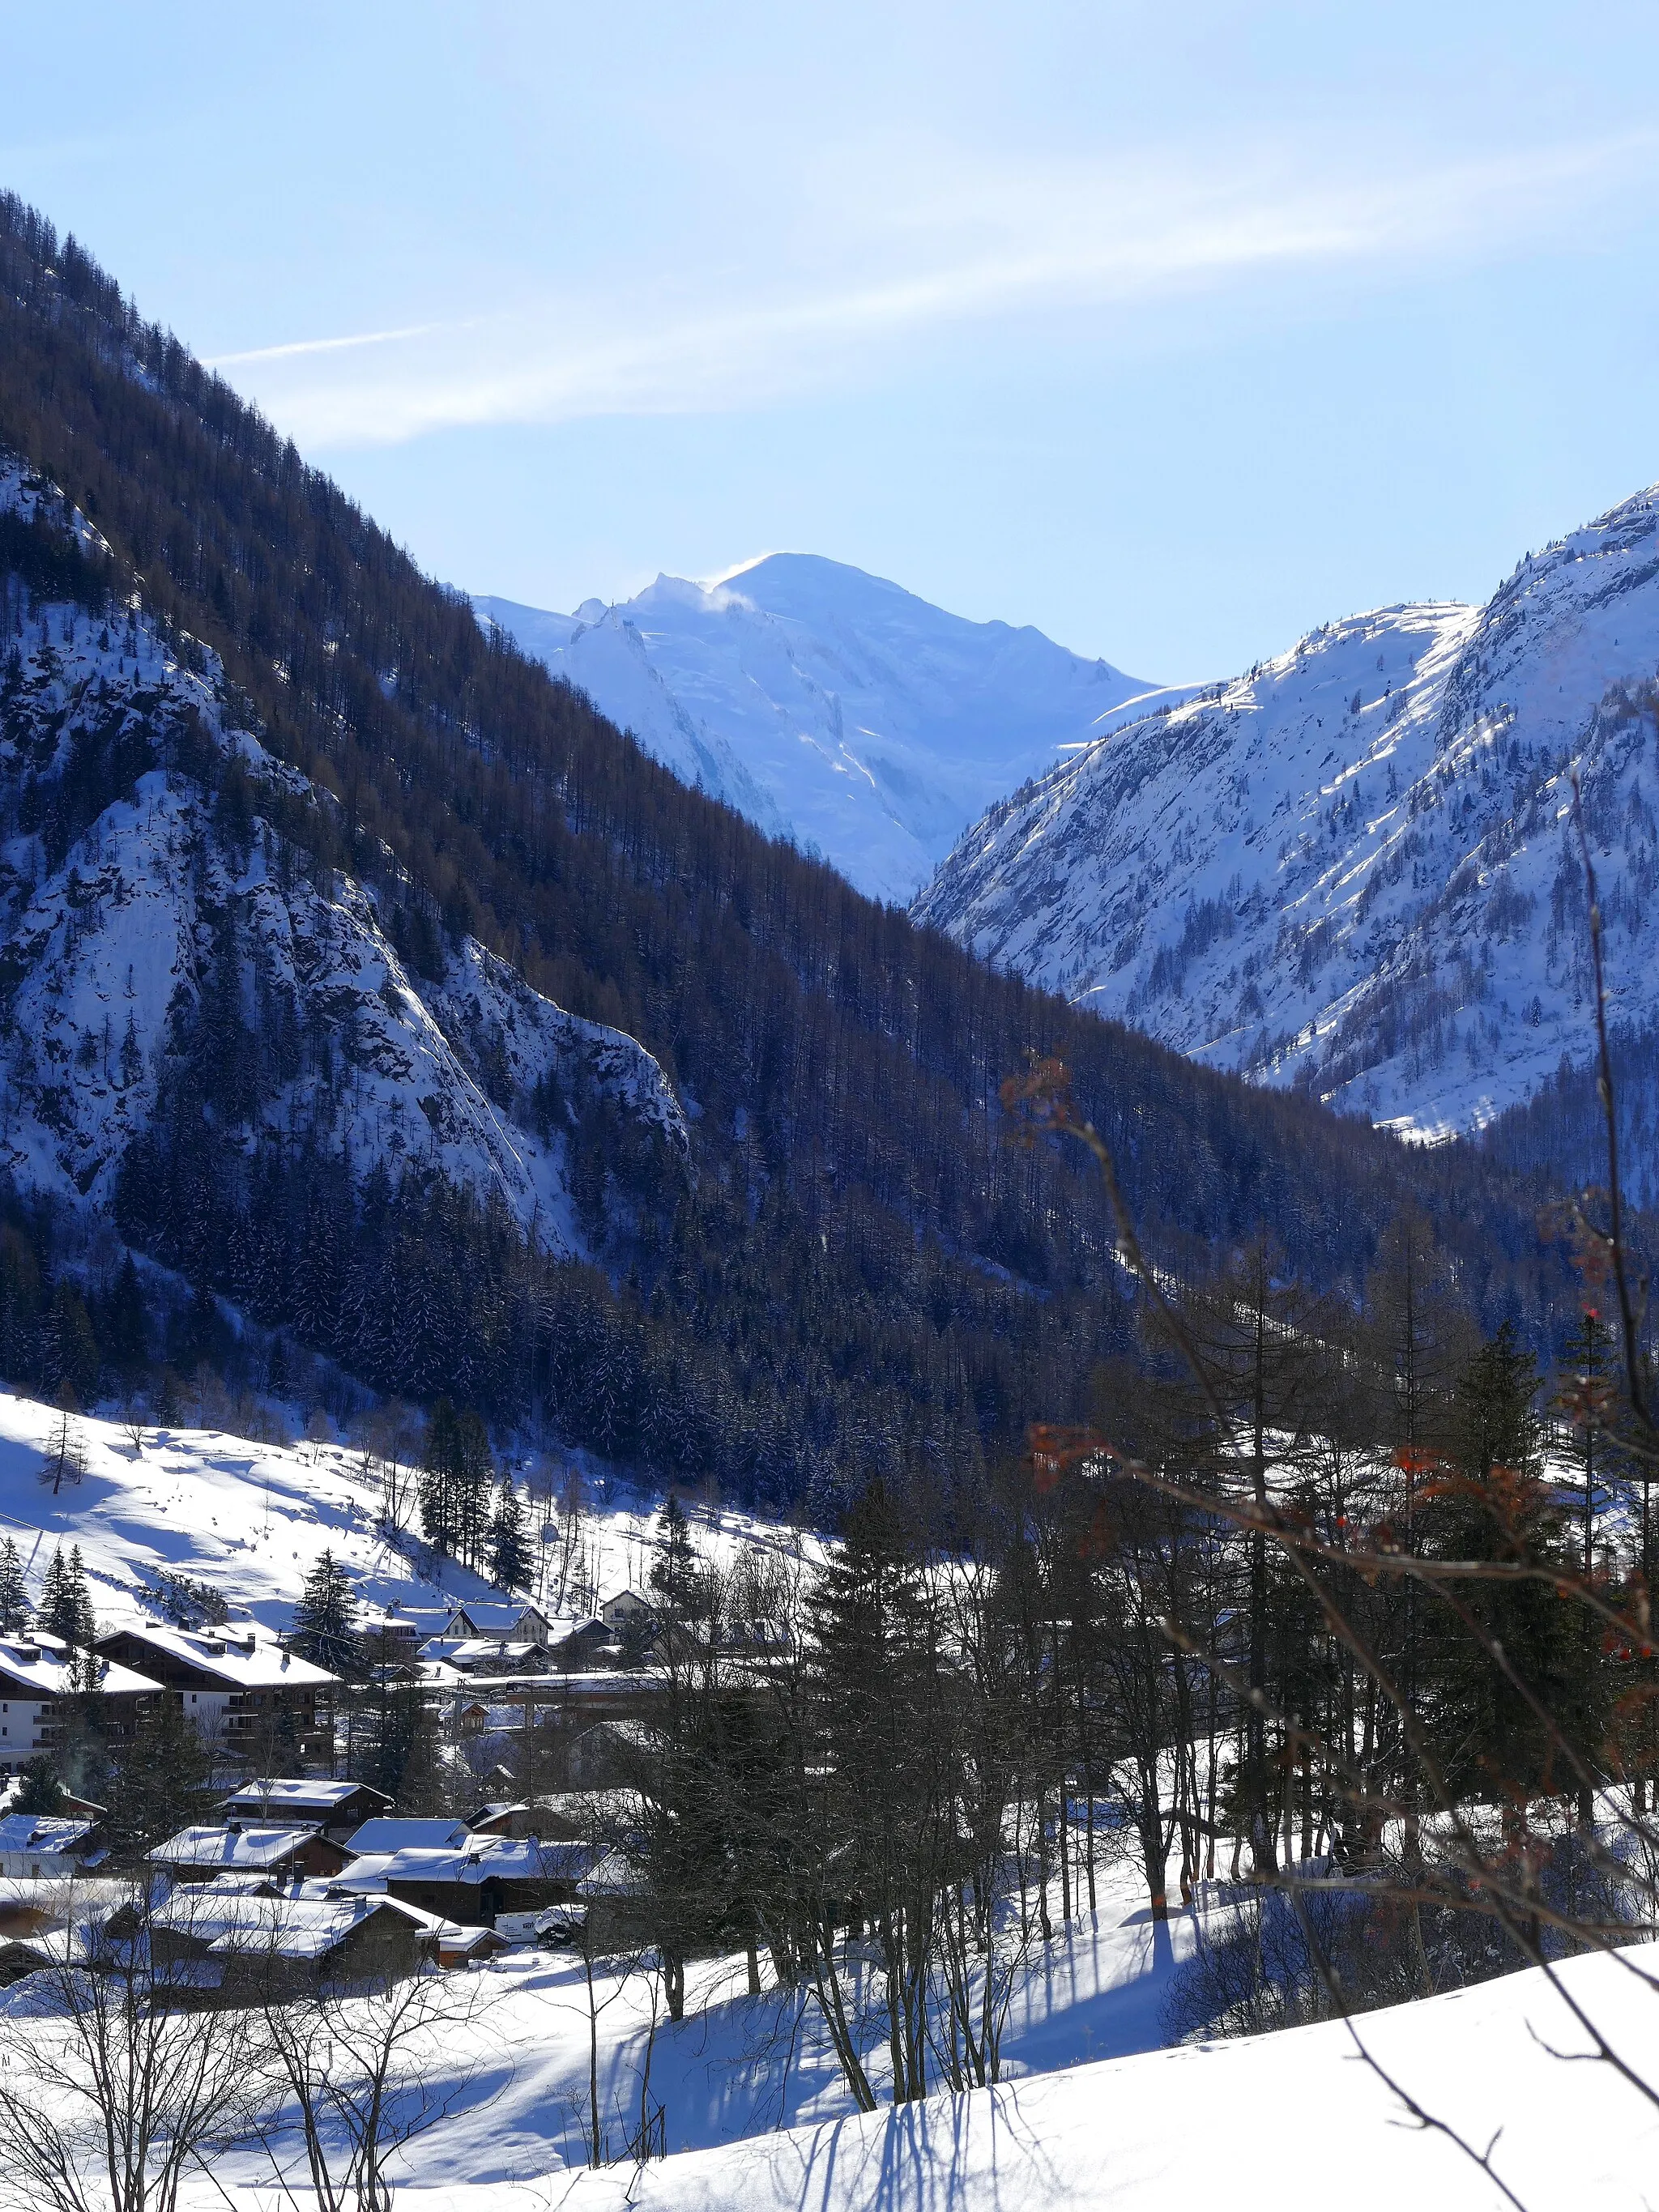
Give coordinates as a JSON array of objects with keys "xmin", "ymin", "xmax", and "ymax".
[{"xmin": 476, "ymin": 554, "xmax": 1160, "ymax": 906}]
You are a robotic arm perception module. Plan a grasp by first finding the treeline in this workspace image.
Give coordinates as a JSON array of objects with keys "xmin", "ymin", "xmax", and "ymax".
[{"xmin": 0, "ymin": 191, "xmax": 1606, "ymax": 1507}]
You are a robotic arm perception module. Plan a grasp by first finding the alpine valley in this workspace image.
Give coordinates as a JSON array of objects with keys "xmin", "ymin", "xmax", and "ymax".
[{"xmin": 0, "ymin": 191, "xmax": 1613, "ymax": 1513}]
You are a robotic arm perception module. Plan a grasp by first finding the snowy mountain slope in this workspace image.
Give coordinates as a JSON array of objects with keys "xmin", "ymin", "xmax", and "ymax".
[
  {"xmin": 476, "ymin": 556, "xmax": 1158, "ymax": 905},
  {"xmin": 0, "ymin": 1389, "xmax": 808, "ymax": 1643},
  {"xmin": 915, "ymin": 484, "xmax": 1659, "ymax": 1141},
  {"xmin": 0, "ymin": 462, "xmax": 686, "ymax": 1254}
]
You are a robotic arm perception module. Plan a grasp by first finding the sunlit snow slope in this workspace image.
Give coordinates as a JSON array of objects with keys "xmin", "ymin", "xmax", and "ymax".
[
  {"xmin": 476, "ymin": 556, "xmax": 1160, "ymax": 905},
  {"xmin": 916, "ymin": 484, "xmax": 1659, "ymax": 1140},
  {"xmin": 0, "ymin": 1390, "xmax": 803, "ymax": 1639}
]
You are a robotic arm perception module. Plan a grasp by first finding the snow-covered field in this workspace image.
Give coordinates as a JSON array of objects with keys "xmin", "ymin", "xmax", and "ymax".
[
  {"xmin": 6, "ymin": 1384, "xmax": 1657, "ymax": 2208},
  {"xmin": 0, "ymin": 1390, "xmax": 810, "ymax": 1637},
  {"xmin": 39, "ymin": 1882, "xmax": 1646, "ymax": 2212}
]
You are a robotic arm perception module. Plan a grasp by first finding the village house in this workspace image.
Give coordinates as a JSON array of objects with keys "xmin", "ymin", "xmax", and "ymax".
[
  {"xmin": 96, "ymin": 1620, "xmax": 337, "ymax": 1757},
  {"xmin": 141, "ymin": 1882, "xmax": 427, "ymax": 1998},
  {"xmin": 335, "ymin": 1826, "xmax": 591, "ymax": 1928},
  {"xmin": 441, "ymin": 1599, "xmax": 556, "ymax": 1647},
  {"xmin": 0, "ymin": 1809, "xmax": 107, "ymax": 1877},
  {"xmin": 218, "ymin": 1776, "xmax": 392, "ymax": 1841},
  {"xmin": 599, "ymin": 1590, "xmax": 654, "ymax": 1634},
  {"xmin": 148, "ymin": 1822, "xmax": 351, "ymax": 1884},
  {"xmin": 0, "ymin": 1631, "xmax": 163, "ymax": 1774}
]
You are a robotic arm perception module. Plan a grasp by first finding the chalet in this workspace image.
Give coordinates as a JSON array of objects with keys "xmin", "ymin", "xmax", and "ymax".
[
  {"xmin": 0, "ymin": 1632, "xmax": 162, "ymax": 1774},
  {"xmin": 343, "ymin": 1815, "xmax": 470, "ymax": 1854},
  {"xmin": 417, "ymin": 1636, "xmax": 550, "ymax": 1678},
  {"xmin": 467, "ymin": 1799, "xmax": 533, "ymax": 1837},
  {"xmin": 0, "ymin": 1812, "xmax": 106, "ymax": 1877},
  {"xmin": 219, "ymin": 1778, "xmax": 392, "ymax": 1841},
  {"xmin": 442, "ymin": 1599, "xmax": 555, "ymax": 1647},
  {"xmin": 96, "ymin": 1621, "xmax": 336, "ymax": 1756},
  {"xmin": 144, "ymin": 1884, "xmax": 426, "ymax": 1997},
  {"xmin": 148, "ymin": 1823, "xmax": 350, "ymax": 1883},
  {"xmin": 337, "ymin": 1833, "xmax": 592, "ymax": 1928},
  {"xmin": 599, "ymin": 1591, "xmax": 653, "ymax": 1634}
]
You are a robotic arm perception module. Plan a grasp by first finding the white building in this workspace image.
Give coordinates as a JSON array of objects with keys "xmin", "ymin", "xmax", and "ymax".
[{"xmin": 0, "ymin": 1631, "xmax": 162, "ymax": 1775}]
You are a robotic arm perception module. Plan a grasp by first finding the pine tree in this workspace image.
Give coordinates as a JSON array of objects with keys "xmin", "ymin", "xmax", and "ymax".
[
  {"xmin": 1427, "ymin": 1323, "xmax": 1581, "ymax": 1813},
  {"xmin": 487, "ymin": 1476, "xmax": 531, "ymax": 1593},
  {"xmin": 648, "ymin": 1494, "xmax": 703, "ymax": 1617},
  {"xmin": 0, "ymin": 1536, "xmax": 28, "ymax": 1632},
  {"xmin": 291, "ymin": 1549, "xmax": 365, "ymax": 1678},
  {"xmin": 420, "ymin": 1397, "xmax": 461, "ymax": 1556},
  {"xmin": 14, "ymin": 1754, "xmax": 64, "ymax": 1815}
]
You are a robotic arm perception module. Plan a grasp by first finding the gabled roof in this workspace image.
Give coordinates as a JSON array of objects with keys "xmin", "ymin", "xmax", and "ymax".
[
  {"xmin": 150, "ymin": 1887, "xmax": 404, "ymax": 1960},
  {"xmin": 338, "ymin": 1835, "xmax": 586, "ymax": 1888},
  {"xmin": 343, "ymin": 1816, "xmax": 469, "ymax": 1855},
  {"xmin": 0, "ymin": 1814, "xmax": 96, "ymax": 1856},
  {"xmin": 0, "ymin": 1637, "xmax": 161, "ymax": 1699},
  {"xmin": 445, "ymin": 1600, "xmax": 549, "ymax": 1636},
  {"xmin": 98, "ymin": 1621, "xmax": 337, "ymax": 1690},
  {"xmin": 148, "ymin": 1825, "xmax": 324, "ymax": 1871},
  {"xmin": 220, "ymin": 1779, "xmax": 390, "ymax": 1817}
]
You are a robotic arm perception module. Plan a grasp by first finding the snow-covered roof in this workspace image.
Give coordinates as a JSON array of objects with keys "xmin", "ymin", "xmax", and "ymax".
[
  {"xmin": 0, "ymin": 1815, "xmax": 96, "ymax": 1856},
  {"xmin": 338, "ymin": 1836, "xmax": 580, "ymax": 1888},
  {"xmin": 345, "ymin": 1817, "xmax": 469, "ymax": 1855},
  {"xmin": 446, "ymin": 1600, "xmax": 548, "ymax": 1635},
  {"xmin": 148, "ymin": 1826, "xmax": 324, "ymax": 1870},
  {"xmin": 102, "ymin": 1620, "xmax": 336, "ymax": 1690},
  {"xmin": 0, "ymin": 1637, "xmax": 161, "ymax": 1699},
  {"xmin": 220, "ymin": 1778, "xmax": 387, "ymax": 1817},
  {"xmin": 151, "ymin": 1887, "xmax": 403, "ymax": 1960}
]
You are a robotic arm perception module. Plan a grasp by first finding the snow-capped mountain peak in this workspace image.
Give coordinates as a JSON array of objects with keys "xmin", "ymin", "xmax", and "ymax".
[
  {"xmin": 476, "ymin": 556, "xmax": 1155, "ymax": 904},
  {"xmin": 915, "ymin": 481, "xmax": 1659, "ymax": 1140}
]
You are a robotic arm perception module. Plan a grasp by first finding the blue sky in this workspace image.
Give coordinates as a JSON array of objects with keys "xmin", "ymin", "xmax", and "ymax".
[{"xmin": 6, "ymin": 1, "xmax": 1659, "ymax": 679}]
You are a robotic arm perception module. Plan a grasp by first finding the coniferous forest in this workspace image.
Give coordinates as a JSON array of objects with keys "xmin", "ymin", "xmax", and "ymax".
[{"xmin": 0, "ymin": 190, "xmax": 1626, "ymax": 1516}]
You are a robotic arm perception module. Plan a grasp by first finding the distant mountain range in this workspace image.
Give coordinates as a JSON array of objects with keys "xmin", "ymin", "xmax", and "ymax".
[
  {"xmin": 476, "ymin": 557, "xmax": 1169, "ymax": 905},
  {"xmin": 915, "ymin": 484, "xmax": 1659, "ymax": 1155}
]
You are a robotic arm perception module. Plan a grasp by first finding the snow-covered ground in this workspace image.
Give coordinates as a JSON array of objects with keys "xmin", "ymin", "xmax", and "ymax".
[
  {"xmin": 0, "ymin": 1391, "xmax": 811, "ymax": 1638},
  {"xmin": 476, "ymin": 556, "xmax": 1159, "ymax": 906},
  {"xmin": 916, "ymin": 479, "xmax": 1659, "ymax": 1141},
  {"xmin": 32, "ymin": 1873, "xmax": 1645, "ymax": 2212}
]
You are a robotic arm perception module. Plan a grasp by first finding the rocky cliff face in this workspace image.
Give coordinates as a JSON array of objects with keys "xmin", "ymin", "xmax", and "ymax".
[{"xmin": 0, "ymin": 462, "xmax": 686, "ymax": 1256}]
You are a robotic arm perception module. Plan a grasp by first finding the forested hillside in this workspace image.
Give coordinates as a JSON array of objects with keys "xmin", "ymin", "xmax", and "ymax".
[{"xmin": 0, "ymin": 193, "xmax": 1593, "ymax": 1513}]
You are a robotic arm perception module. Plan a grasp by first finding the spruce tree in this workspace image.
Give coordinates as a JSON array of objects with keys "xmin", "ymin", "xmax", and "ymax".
[
  {"xmin": 14, "ymin": 1754, "xmax": 64, "ymax": 1816},
  {"xmin": 420, "ymin": 1398, "xmax": 461, "ymax": 1556},
  {"xmin": 36, "ymin": 1543, "xmax": 96, "ymax": 1650},
  {"xmin": 104, "ymin": 1689, "xmax": 214, "ymax": 1865},
  {"xmin": 487, "ymin": 1476, "xmax": 531, "ymax": 1593},
  {"xmin": 1427, "ymin": 1323, "xmax": 1582, "ymax": 1814},
  {"xmin": 0, "ymin": 1536, "xmax": 28, "ymax": 1633},
  {"xmin": 291, "ymin": 1549, "xmax": 365, "ymax": 1678}
]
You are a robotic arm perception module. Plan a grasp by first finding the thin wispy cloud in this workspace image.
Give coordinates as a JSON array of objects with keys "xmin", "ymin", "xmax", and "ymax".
[
  {"xmin": 219, "ymin": 133, "xmax": 1654, "ymax": 449},
  {"xmin": 205, "ymin": 322, "xmax": 449, "ymax": 369}
]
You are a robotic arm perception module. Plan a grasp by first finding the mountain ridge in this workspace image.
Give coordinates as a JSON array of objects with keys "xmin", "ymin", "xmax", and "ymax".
[
  {"xmin": 476, "ymin": 553, "xmax": 1157, "ymax": 904},
  {"xmin": 915, "ymin": 481, "xmax": 1659, "ymax": 1160}
]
